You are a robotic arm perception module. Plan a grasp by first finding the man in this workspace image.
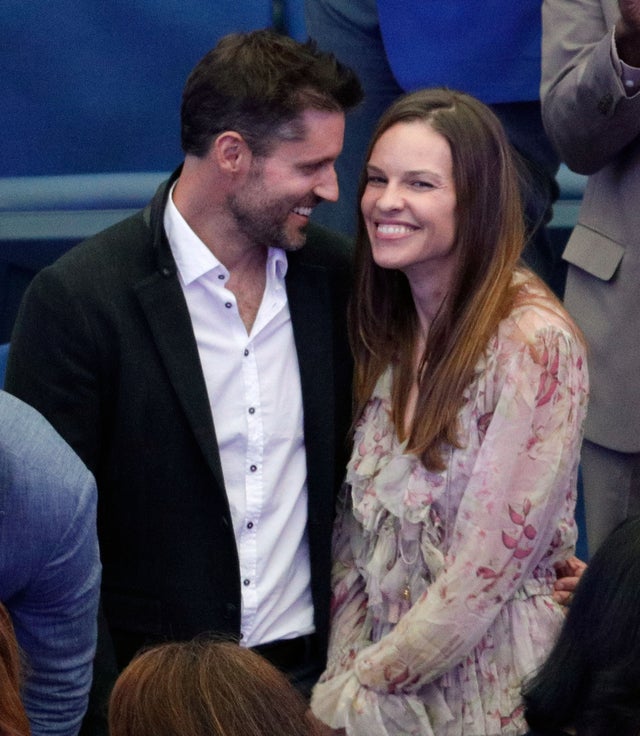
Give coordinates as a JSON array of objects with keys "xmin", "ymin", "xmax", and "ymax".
[
  {"xmin": 0, "ymin": 390, "xmax": 100, "ymax": 735},
  {"xmin": 5, "ymin": 29, "xmax": 362, "ymax": 725},
  {"xmin": 541, "ymin": 0, "xmax": 640, "ymax": 553}
]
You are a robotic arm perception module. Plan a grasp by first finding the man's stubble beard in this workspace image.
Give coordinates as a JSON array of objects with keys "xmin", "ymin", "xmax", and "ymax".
[{"xmin": 227, "ymin": 190, "xmax": 308, "ymax": 253}]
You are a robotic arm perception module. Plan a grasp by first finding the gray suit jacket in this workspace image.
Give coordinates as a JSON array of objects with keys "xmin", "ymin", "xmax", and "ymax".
[
  {"xmin": 541, "ymin": 0, "xmax": 640, "ymax": 451},
  {"xmin": 0, "ymin": 390, "xmax": 100, "ymax": 735}
]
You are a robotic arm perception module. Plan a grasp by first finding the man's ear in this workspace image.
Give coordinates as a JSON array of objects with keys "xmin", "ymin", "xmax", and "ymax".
[{"xmin": 213, "ymin": 131, "xmax": 251, "ymax": 174}]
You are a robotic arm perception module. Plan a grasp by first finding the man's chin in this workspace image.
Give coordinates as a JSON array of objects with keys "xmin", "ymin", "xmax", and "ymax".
[{"xmin": 280, "ymin": 222, "xmax": 308, "ymax": 252}]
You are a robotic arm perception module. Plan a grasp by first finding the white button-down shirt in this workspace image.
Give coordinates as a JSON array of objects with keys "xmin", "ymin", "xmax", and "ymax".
[{"xmin": 164, "ymin": 187, "xmax": 314, "ymax": 646}]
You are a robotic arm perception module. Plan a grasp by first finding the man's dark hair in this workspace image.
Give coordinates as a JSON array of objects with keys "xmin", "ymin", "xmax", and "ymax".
[{"xmin": 181, "ymin": 29, "xmax": 363, "ymax": 158}]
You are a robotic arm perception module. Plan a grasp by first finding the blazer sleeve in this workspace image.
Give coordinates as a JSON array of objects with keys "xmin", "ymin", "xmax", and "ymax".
[
  {"xmin": 541, "ymin": 0, "xmax": 640, "ymax": 174},
  {"xmin": 6, "ymin": 263, "xmax": 104, "ymax": 474}
]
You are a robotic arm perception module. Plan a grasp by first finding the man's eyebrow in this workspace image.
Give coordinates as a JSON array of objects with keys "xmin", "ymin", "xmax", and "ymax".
[{"xmin": 298, "ymin": 156, "xmax": 335, "ymax": 168}]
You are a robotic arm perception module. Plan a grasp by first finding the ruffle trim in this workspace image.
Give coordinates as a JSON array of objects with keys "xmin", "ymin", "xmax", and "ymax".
[
  {"xmin": 312, "ymin": 670, "xmax": 451, "ymax": 736},
  {"xmin": 343, "ymin": 369, "xmax": 449, "ymax": 627}
]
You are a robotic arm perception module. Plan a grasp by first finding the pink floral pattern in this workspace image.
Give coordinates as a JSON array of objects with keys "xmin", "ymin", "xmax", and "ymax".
[{"xmin": 311, "ymin": 278, "xmax": 589, "ymax": 736}]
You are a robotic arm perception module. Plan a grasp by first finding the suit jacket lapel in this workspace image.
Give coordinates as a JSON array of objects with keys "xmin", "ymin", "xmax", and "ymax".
[
  {"xmin": 134, "ymin": 272, "xmax": 226, "ymax": 494},
  {"xmin": 133, "ymin": 175, "xmax": 226, "ymax": 495},
  {"xmin": 286, "ymin": 257, "xmax": 335, "ymax": 517}
]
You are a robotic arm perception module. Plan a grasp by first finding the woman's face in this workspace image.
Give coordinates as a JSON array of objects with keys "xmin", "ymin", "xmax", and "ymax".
[{"xmin": 361, "ymin": 120, "xmax": 457, "ymax": 286}]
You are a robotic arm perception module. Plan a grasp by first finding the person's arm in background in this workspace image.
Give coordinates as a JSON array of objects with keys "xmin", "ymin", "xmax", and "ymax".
[
  {"xmin": 541, "ymin": 0, "xmax": 640, "ymax": 175},
  {"xmin": 0, "ymin": 394, "xmax": 101, "ymax": 735},
  {"xmin": 15, "ymin": 474, "xmax": 100, "ymax": 736}
]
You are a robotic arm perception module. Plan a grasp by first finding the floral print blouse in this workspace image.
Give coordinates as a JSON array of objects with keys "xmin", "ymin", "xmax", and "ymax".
[{"xmin": 311, "ymin": 281, "xmax": 589, "ymax": 736}]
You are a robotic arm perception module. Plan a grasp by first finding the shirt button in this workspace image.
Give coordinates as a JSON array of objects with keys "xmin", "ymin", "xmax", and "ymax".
[
  {"xmin": 218, "ymin": 273, "xmax": 225, "ymax": 280},
  {"xmin": 244, "ymin": 348, "xmax": 249, "ymax": 356},
  {"xmin": 225, "ymin": 302, "xmax": 232, "ymax": 309},
  {"xmin": 243, "ymin": 578, "xmax": 250, "ymax": 587},
  {"xmin": 250, "ymin": 465, "xmax": 257, "ymax": 473},
  {"xmin": 247, "ymin": 521, "xmax": 254, "ymax": 529},
  {"xmin": 248, "ymin": 407, "xmax": 255, "ymax": 414}
]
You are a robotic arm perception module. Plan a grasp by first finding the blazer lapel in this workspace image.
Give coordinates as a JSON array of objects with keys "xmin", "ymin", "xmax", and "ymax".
[
  {"xmin": 132, "ymin": 176, "xmax": 227, "ymax": 495},
  {"xmin": 286, "ymin": 257, "xmax": 336, "ymax": 517},
  {"xmin": 134, "ymin": 273, "xmax": 226, "ymax": 494}
]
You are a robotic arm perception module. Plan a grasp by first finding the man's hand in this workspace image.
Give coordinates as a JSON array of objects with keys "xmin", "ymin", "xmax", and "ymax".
[
  {"xmin": 553, "ymin": 555, "xmax": 587, "ymax": 608},
  {"xmin": 616, "ymin": 0, "xmax": 640, "ymax": 66}
]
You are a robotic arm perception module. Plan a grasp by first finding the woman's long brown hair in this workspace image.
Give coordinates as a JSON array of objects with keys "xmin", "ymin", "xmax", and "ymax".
[
  {"xmin": 351, "ymin": 88, "xmax": 530, "ymax": 471},
  {"xmin": 0, "ymin": 603, "xmax": 30, "ymax": 736}
]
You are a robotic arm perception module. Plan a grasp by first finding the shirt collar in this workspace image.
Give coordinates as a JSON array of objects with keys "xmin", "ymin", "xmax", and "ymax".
[{"xmin": 163, "ymin": 181, "xmax": 288, "ymax": 286}]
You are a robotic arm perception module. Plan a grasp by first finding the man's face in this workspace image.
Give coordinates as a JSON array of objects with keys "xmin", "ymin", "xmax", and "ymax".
[{"xmin": 228, "ymin": 108, "xmax": 345, "ymax": 251}]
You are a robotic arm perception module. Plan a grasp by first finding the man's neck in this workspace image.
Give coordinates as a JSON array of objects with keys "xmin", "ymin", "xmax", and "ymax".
[
  {"xmin": 171, "ymin": 162, "xmax": 271, "ymax": 332},
  {"xmin": 225, "ymin": 249, "xmax": 268, "ymax": 334}
]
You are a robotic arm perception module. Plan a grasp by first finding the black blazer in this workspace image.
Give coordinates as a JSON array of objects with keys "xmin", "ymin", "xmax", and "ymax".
[{"xmin": 6, "ymin": 171, "xmax": 354, "ymax": 667}]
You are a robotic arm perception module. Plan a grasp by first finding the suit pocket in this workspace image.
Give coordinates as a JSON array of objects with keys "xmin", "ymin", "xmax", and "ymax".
[{"xmin": 562, "ymin": 223, "xmax": 625, "ymax": 281}]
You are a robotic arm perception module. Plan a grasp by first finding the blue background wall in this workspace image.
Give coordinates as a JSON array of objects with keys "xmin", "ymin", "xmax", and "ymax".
[{"xmin": 1, "ymin": 1, "xmax": 305, "ymax": 177}]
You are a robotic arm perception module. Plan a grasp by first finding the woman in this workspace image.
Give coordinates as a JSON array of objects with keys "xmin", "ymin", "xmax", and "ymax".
[
  {"xmin": 108, "ymin": 639, "xmax": 322, "ymax": 736},
  {"xmin": 310, "ymin": 89, "xmax": 588, "ymax": 735},
  {"xmin": 523, "ymin": 515, "xmax": 640, "ymax": 736},
  {"xmin": 0, "ymin": 603, "xmax": 29, "ymax": 736}
]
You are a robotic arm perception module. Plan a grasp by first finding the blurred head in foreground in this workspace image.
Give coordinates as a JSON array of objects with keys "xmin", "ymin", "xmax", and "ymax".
[{"xmin": 109, "ymin": 639, "xmax": 322, "ymax": 736}]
